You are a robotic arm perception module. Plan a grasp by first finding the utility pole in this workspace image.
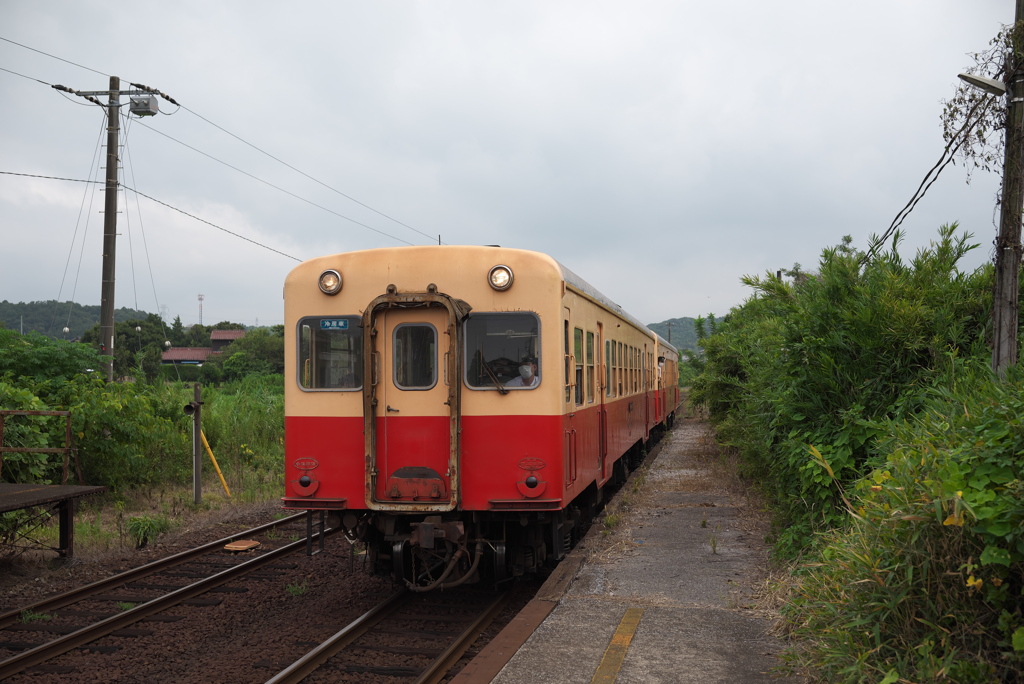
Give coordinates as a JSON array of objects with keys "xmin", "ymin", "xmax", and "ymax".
[
  {"xmin": 56, "ymin": 78, "xmax": 168, "ymax": 382},
  {"xmin": 99, "ymin": 76, "xmax": 120, "ymax": 383},
  {"xmin": 993, "ymin": 0, "xmax": 1024, "ymax": 376}
]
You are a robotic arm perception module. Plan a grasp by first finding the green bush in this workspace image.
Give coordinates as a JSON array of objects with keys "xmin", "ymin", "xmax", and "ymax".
[
  {"xmin": 125, "ymin": 514, "xmax": 171, "ymax": 549},
  {"xmin": 0, "ymin": 381, "xmax": 61, "ymax": 483},
  {"xmin": 785, "ymin": 359, "xmax": 1024, "ymax": 682},
  {"xmin": 691, "ymin": 225, "xmax": 991, "ymax": 555},
  {"xmin": 0, "ymin": 329, "xmax": 100, "ymax": 380}
]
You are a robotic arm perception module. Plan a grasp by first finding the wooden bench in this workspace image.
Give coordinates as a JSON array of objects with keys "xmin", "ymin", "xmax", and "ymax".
[{"xmin": 0, "ymin": 484, "xmax": 106, "ymax": 559}]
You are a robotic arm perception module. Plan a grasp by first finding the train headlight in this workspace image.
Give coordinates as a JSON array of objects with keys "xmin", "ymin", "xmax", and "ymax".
[
  {"xmin": 318, "ymin": 270, "xmax": 343, "ymax": 295},
  {"xmin": 488, "ymin": 265, "xmax": 514, "ymax": 291}
]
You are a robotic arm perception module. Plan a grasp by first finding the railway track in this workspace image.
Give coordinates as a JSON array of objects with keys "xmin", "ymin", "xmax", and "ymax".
[
  {"xmin": 265, "ymin": 587, "xmax": 511, "ymax": 683},
  {"xmin": 0, "ymin": 512, "xmax": 332, "ymax": 679}
]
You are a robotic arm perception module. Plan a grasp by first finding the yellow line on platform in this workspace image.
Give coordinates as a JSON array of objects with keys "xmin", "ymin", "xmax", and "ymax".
[{"xmin": 591, "ymin": 606, "xmax": 644, "ymax": 683}]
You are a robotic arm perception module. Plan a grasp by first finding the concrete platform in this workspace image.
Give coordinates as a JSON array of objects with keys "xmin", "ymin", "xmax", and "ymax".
[{"xmin": 481, "ymin": 419, "xmax": 807, "ymax": 683}]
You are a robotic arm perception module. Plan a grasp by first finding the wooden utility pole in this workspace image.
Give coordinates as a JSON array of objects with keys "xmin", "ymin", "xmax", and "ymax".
[
  {"xmin": 993, "ymin": 0, "xmax": 1024, "ymax": 376},
  {"xmin": 60, "ymin": 77, "xmax": 163, "ymax": 381},
  {"xmin": 99, "ymin": 76, "xmax": 120, "ymax": 383}
]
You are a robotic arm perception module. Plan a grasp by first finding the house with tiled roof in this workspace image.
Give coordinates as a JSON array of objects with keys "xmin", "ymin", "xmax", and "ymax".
[
  {"xmin": 161, "ymin": 347, "xmax": 214, "ymax": 365},
  {"xmin": 162, "ymin": 329, "xmax": 246, "ymax": 365},
  {"xmin": 211, "ymin": 329, "xmax": 246, "ymax": 352}
]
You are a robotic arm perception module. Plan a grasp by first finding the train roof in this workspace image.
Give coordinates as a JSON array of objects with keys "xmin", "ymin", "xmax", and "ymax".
[
  {"xmin": 556, "ymin": 261, "xmax": 676, "ymax": 353},
  {"xmin": 291, "ymin": 245, "xmax": 678, "ymax": 356}
]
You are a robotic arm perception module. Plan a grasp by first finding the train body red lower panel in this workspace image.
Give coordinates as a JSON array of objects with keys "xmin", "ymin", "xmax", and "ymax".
[{"xmin": 284, "ymin": 391, "xmax": 671, "ymax": 512}]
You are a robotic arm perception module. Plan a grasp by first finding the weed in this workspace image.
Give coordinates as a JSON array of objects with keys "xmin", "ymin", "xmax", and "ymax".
[
  {"xmin": 125, "ymin": 514, "xmax": 171, "ymax": 549},
  {"xmin": 286, "ymin": 581, "xmax": 308, "ymax": 597},
  {"xmin": 117, "ymin": 602, "xmax": 136, "ymax": 611},
  {"xmin": 19, "ymin": 610, "xmax": 50, "ymax": 623}
]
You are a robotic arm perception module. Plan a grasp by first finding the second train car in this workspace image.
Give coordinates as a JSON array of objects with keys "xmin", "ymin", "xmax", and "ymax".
[{"xmin": 282, "ymin": 246, "xmax": 680, "ymax": 590}]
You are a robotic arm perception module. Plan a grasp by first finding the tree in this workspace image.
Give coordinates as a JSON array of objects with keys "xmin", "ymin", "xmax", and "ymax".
[
  {"xmin": 169, "ymin": 316, "xmax": 186, "ymax": 346},
  {"xmin": 81, "ymin": 313, "xmax": 172, "ymax": 380},
  {"xmin": 0, "ymin": 329, "xmax": 101, "ymax": 380},
  {"xmin": 204, "ymin": 327, "xmax": 284, "ymax": 380}
]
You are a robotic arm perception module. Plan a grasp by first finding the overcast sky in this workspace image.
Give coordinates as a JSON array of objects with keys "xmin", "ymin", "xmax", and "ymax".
[{"xmin": 0, "ymin": 2, "xmax": 1012, "ymax": 331}]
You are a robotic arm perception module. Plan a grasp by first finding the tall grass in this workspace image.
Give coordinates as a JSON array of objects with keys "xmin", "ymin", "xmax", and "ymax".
[
  {"xmin": 689, "ymin": 225, "xmax": 1024, "ymax": 680},
  {"xmin": 784, "ymin": 359, "xmax": 1024, "ymax": 682},
  {"xmin": 195, "ymin": 374, "xmax": 284, "ymax": 501}
]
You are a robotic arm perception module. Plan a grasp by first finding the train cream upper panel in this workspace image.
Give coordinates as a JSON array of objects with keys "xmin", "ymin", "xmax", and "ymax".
[{"xmin": 284, "ymin": 246, "xmax": 568, "ymax": 418}]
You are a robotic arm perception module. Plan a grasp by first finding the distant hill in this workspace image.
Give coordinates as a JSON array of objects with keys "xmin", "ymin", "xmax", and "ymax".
[
  {"xmin": 2, "ymin": 299, "xmax": 716, "ymax": 353},
  {"xmin": 647, "ymin": 316, "xmax": 718, "ymax": 352},
  {"xmin": 0, "ymin": 300, "xmax": 154, "ymax": 340}
]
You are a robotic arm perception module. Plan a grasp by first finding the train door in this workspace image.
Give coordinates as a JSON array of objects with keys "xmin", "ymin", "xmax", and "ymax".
[
  {"xmin": 363, "ymin": 293, "xmax": 465, "ymax": 512},
  {"xmin": 644, "ymin": 345, "xmax": 651, "ymax": 437},
  {"xmin": 563, "ymin": 311, "xmax": 577, "ymax": 487}
]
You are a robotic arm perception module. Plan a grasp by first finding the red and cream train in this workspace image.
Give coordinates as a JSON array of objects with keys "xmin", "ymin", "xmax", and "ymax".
[{"xmin": 282, "ymin": 246, "xmax": 680, "ymax": 589}]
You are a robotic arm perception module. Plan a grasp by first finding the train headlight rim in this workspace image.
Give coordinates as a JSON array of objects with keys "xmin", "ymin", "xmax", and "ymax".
[
  {"xmin": 318, "ymin": 269, "xmax": 343, "ymax": 295},
  {"xmin": 488, "ymin": 265, "xmax": 514, "ymax": 291}
]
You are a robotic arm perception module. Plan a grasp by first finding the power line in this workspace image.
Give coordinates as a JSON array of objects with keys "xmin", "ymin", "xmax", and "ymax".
[
  {"xmin": 132, "ymin": 119, "xmax": 415, "ymax": 245},
  {"xmin": 0, "ymin": 170, "xmax": 101, "ymax": 184},
  {"xmin": 121, "ymin": 183, "xmax": 302, "ymax": 262},
  {"xmin": 1, "ymin": 34, "xmax": 441, "ymax": 245},
  {"xmin": 1, "ymin": 170, "xmax": 302, "ymax": 261},
  {"xmin": 180, "ymin": 105, "xmax": 443, "ymax": 243},
  {"xmin": 0, "ymin": 36, "xmax": 108, "ymax": 77},
  {"xmin": 0, "ymin": 64, "xmax": 52, "ymax": 85}
]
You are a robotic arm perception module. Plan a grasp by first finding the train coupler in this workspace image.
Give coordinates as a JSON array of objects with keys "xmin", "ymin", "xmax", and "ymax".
[{"xmin": 408, "ymin": 516, "xmax": 465, "ymax": 549}]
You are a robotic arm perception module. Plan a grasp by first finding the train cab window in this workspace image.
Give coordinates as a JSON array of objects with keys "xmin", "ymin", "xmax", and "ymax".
[
  {"xmin": 298, "ymin": 316, "xmax": 363, "ymax": 391},
  {"xmin": 393, "ymin": 323, "xmax": 437, "ymax": 390},
  {"xmin": 464, "ymin": 312, "xmax": 540, "ymax": 390}
]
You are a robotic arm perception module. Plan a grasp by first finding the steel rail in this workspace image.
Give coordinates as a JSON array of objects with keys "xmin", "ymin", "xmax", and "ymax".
[
  {"xmin": 0, "ymin": 511, "xmax": 307, "ymax": 629},
  {"xmin": 265, "ymin": 588, "xmax": 511, "ymax": 684},
  {"xmin": 414, "ymin": 589, "xmax": 511, "ymax": 684},
  {"xmin": 265, "ymin": 589, "xmax": 409, "ymax": 684},
  {"xmin": 0, "ymin": 523, "xmax": 334, "ymax": 680}
]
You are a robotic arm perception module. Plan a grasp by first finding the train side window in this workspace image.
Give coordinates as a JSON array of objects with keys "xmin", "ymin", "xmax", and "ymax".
[
  {"xmin": 586, "ymin": 331, "xmax": 595, "ymax": 404},
  {"xmin": 393, "ymin": 323, "xmax": 437, "ymax": 390},
  {"xmin": 605, "ymin": 340, "xmax": 613, "ymax": 397},
  {"xmin": 633, "ymin": 347, "xmax": 639, "ymax": 393},
  {"xmin": 464, "ymin": 312, "xmax": 541, "ymax": 390},
  {"xmin": 297, "ymin": 316, "xmax": 363, "ymax": 391},
  {"xmin": 564, "ymin": 321, "xmax": 571, "ymax": 403},
  {"xmin": 622, "ymin": 348, "xmax": 630, "ymax": 395},
  {"xmin": 618, "ymin": 342, "xmax": 624, "ymax": 396},
  {"xmin": 573, "ymin": 327, "xmax": 584, "ymax": 406}
]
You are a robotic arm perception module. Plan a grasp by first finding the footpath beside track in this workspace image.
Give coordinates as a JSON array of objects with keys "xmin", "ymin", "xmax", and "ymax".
[{"xmin": 465, "ymin": 417, "xmax": 808, "ymax": 684}]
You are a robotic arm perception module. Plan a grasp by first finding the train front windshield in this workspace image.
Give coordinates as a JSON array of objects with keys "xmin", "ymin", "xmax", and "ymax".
[
  {"xmin": 464, "ymin": 312, "xmax": 540, "ymax": 390},
  {"xmin": 298, "ymin": 316, "xmax": 363, "ymax": 390}
]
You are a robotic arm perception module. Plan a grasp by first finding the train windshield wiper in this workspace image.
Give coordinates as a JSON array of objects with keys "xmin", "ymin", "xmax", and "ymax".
[{"xmin": 479, "ymin": 353, "xmax": 509, "ymax": 395}]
